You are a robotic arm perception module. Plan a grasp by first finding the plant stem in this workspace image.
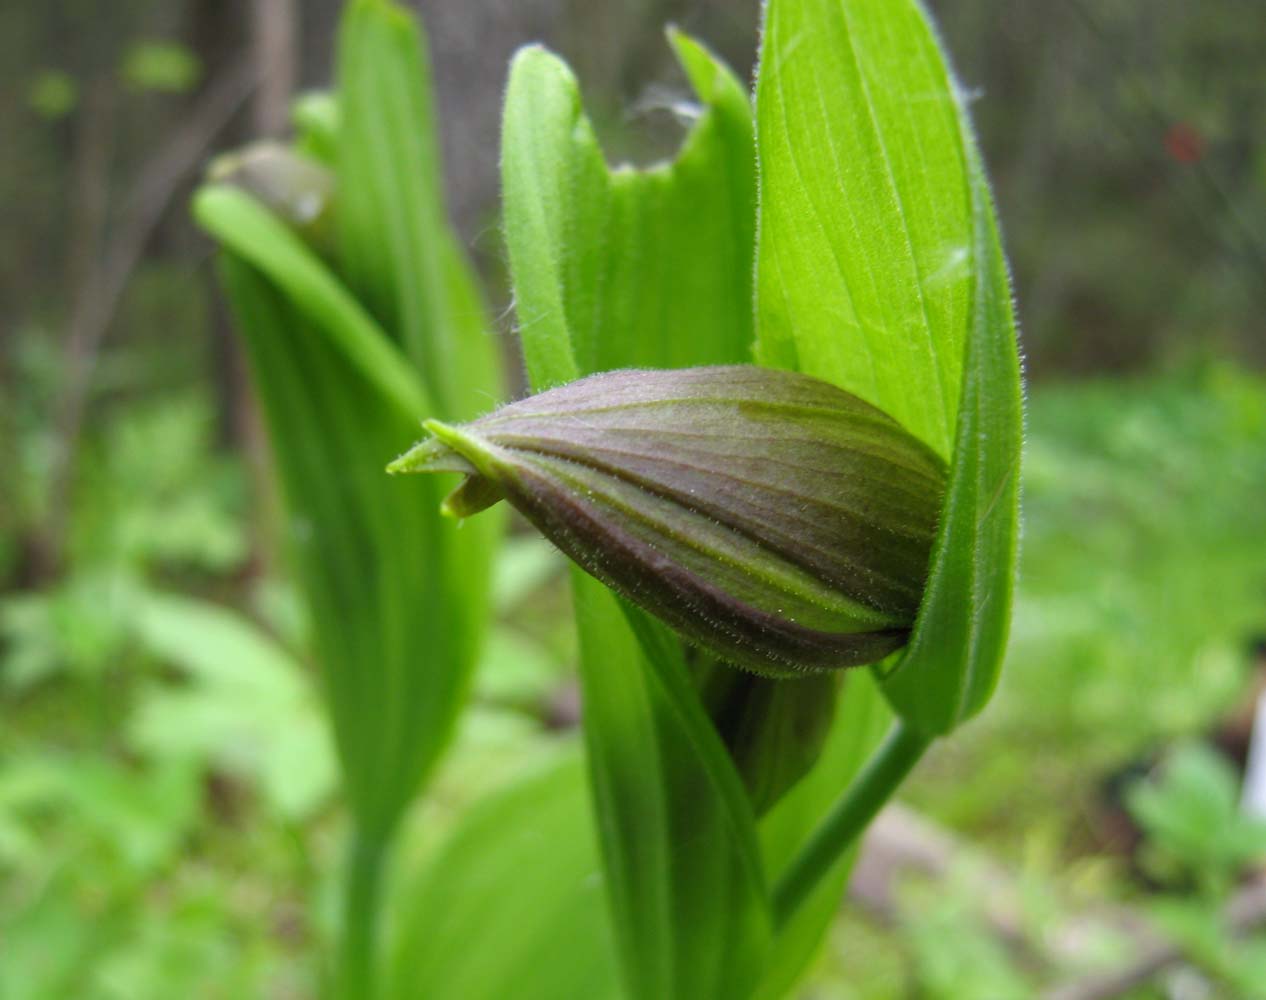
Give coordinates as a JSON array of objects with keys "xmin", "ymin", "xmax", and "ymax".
[
  {"xmin": 338, "ymin": 826, "xmax": 389, "ymax": 1000},
  {"xmin": 771, "ymin": 720, "xmax": 932, "ymax": 929}
]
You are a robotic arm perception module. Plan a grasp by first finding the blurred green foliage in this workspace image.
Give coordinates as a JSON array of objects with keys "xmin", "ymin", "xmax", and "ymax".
[
  {"xmin": 1128, "ymin": 743, "xmax": 1266, "ymax": 896},
  {"xmin": 119, "ymin": 41, "xmax": 201, "ymax": 94},
  {"xmin": 28, "ymin": 70, "xmax": 78, "ymax": 119},
  {"xmin": 912, "ymin": 364, "xmax": 1266, "ymax": 836}
]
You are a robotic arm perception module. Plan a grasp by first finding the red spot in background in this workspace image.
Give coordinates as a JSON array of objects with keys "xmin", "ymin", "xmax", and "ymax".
[{"xmin": 1165, "ymin": 122, "xmax": 1205, "ymax": 164}]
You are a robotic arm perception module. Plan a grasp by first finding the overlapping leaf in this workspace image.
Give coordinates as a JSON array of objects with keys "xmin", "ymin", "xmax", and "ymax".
[
  {"xmin": 754, "ymin": 0, "xmax": 1022, "ymax": 736},
  {"xmin": 502, "ymin": 35, "xmax": 772, "ymax": 999},
  {"xmin": 194, "ymin": 0, "xmax": 503, "ymax": 846},
  {"xmin": 210, "ymin": 251, "xmax": 475, "ymax": 838},
  {"xmin": 597, "ymin": 0, "xmax": 1034, "ymax": 987},
  {"xmin": 502, "ymin": 29, "xmax": 755, "ymax": 383}
]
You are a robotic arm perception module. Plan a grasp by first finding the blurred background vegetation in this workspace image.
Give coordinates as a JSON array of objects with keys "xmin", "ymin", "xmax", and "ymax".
[{"xmin": 1, "ymin": 1, "xmax": 1264, "ymax": 997}]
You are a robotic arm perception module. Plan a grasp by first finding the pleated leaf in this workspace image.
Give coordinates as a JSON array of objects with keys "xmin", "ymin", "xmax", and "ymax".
[
  {"xmin": 754, "ymin": 0, "xmax": 1023, "ymax": 735},
  {"xmin": 502, "ymin": 30, "xmax": 756, "ymax": 383},
  {"xmin": 502, "ymin": 36, "xmax": 772, "ymax": 1000},
  {"xmin": 208, "ymin": 248, "xmax": 488, "ymax": 839},
  {"xmin": 194, "ymin": 0, "xmax": 502, "ymax": 842}
]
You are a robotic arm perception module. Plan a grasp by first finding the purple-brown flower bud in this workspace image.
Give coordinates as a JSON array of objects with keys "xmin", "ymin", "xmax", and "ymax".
[{"xmin": 389, "ymin": 366, "xmax": 946, "ymax": 677}]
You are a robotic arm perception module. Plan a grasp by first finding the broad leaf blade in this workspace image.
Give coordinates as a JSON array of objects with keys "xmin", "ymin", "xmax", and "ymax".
[
  {"xmin": 883, "ymin": 155, "xmax": 1022, "ymax": 731},
  {"xmin": 194, "ymin": 184, "xmax": 427, "ymax": 421},
  {"xmin": 387, "ymin": 754, "xmax": 620, "ymax": 1000},
  {"xmin": 755, "ymin": 0, "xmax": 974, "ymax": 460},
  {"xmin": 502, "ymin": 35, "xmax": 771, "ymax": 1000},
  {"xmin": 754, "ymin": 0, "xmax": 1022, "ymax": 735}
]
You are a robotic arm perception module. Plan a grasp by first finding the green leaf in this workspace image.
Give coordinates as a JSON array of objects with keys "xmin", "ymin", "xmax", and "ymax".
[
  {"xmin": 502, "ymin": 33, "xmax": 772, "ymax": 999},
  {"xmin": 336, "ymin": 0, "xmax": 499, "ymax": 423},
  {"xmin": 882, "ymin": 162, "xmax": 1022, "ymax": 732},
  {"xmin": 211, "ymin": 251, "xmax": 487, "ymax": 839},
  {"xmin": 755, "ymin": 0, "xmax": 973, "ymax": 459},
  {"xmin": 1126, "ymin": 742, "xmax": 1266, "ymax": 887},
  {"xmin": 193, "ymin": 185, "xmax": 427, "ymax": 421},
  {"xmin": 754, "ymin": 0, "xmax": 1022, "ymax": 734},
  {"xmin": 501, "ymin": 31, "xmax": 756, "ymax": 385},
  {"xmin": 386, "ymin": 753, "xmax": 620, "ymax": 1000}
]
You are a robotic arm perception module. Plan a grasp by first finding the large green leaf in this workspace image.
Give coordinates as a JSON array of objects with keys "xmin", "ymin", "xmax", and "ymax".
[
  {"xmin": 387, "ymin": 754, "xmax": 620, "ymax": 1000},
  {"xmin": 194, "ymin": 185, "xmax": 426, "ymax": 421},
  {"xmin": 209, "ymin": 248, "xmax": 485, "ymax": 840},
  {"xmin": 336, "ymin": 0, "xmax": 499, "ymax": 424},
  {"xmin": 882, "ymin": 159, "xmax": 1022, "ymax": 732},
  {"xmin": 193, "ymin": 0, "xmax": 504, "ymax": 845},
  {"xmin": 755, "ymin": 0, "xmax": 973, "ymax": 460},
  {"xmin": 754, "ymin": 0, "xmax": 1022, "ymax": 735},
  {"xmin": 502, "ymin": 35, "xmax": 772, "ymax": 1000}
]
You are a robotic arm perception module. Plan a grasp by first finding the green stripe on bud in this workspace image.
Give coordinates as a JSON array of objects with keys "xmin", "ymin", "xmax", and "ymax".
[{"xmin": 389, "ymin": 365, "xmax": 946, "ymax": 677}]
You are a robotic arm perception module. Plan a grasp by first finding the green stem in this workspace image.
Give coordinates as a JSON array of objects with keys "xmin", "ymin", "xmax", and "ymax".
[
  {"xmin": 337, "ymin": 826, "xmax": 389, "ymax": 1000},
  {"xmin": 772, "ymin": 720, "xmax": 932, "ymax": 929}
]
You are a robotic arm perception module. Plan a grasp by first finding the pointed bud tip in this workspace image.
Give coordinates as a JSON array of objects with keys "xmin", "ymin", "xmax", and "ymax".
[{"xmin": 387, "ymin": 421, "xmax": 482, "ymax": 477}]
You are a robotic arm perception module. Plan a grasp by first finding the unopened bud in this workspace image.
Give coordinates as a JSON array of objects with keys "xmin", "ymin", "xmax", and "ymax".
[{"xmin": 389, "ymin": 366, "xmax": 945, "ymax": 677}]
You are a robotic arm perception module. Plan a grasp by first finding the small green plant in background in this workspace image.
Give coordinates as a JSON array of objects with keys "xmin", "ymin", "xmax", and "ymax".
[
  {"xmin": 1123, "ymin": 745, "xmax": 1266, "ymax": 997},
  {"xmin": 196, "ymin": 0, "xmax": 503, "ymax": 994},
  {"xmin": 197, "ymin": 0, "xmax": 1021, "ymax": 998}
]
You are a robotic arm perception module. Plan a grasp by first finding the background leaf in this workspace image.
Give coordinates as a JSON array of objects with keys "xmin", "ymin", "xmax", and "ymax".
[
  {"xmin": 193, "ymin": 0, "xmax": 503, "ymax": 846},
  {"xmin": 387, "ymin": 754, "xmax": 620, "ymax": 1000},
  {"xmin": 128, "ymin": 591, "xmax": 335, "ymax": 821},
  {"xmin": 209, "ymin": 246, "xmax": 479, "ymax": 841},
  {"xmin": 336, "ymin": 0, "xmax": 499, "ymax": 424}
]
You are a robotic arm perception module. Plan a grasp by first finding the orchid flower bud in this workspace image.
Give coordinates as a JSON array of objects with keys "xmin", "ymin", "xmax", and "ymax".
[{"xmin": 389, "ymin": 366, "xmax": 946, "ymax": 678}]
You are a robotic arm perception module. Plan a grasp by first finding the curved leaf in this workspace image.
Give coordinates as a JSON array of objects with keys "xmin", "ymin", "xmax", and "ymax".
[
  {"xmin": 502, "ymin": 31, "xmax": 756, "ymax": 384},
  {"xmin": 502, "ymin": 35, "xmax": 772, "ymax": 1000},
  {"xmin": 213, "ymin": 252, "xmax": 484, "ymax": 839},
  {"xmin": 754, "ymin": 0, "xmax": 1022, "ymax": 735},
  {"xmin": 193, "ymin": 185, "xmax": 427, "ymax": 421},
  {"xmin": 387, "ymin": 754, "xmax": 620, "ymax": 1000}
]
